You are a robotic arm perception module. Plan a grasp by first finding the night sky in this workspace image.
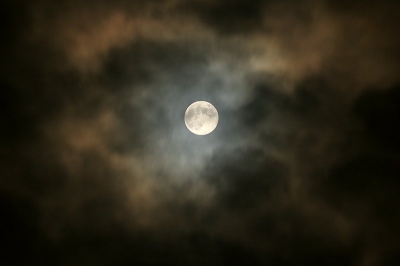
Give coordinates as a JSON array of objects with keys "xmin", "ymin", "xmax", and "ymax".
[{"xmin": 1, "ymin": 0, "xmax": 400, "ymax": 265}]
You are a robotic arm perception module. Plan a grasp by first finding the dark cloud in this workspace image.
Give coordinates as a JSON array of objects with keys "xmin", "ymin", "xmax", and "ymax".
[
  {"xmin": 354, "ymin": 85, "xmax": 400, "ymax": 152},
  {"xmin": 177, "ymin": 0, "xmax": 267, "ymax": 35},
  {"xmin": 0, "ymin": 193, "xmax": 41, "ymax": 264},
  {"xmin": 1, "ymin": 0, "xmax": 400, "ymax": 265},
  {"xmin": 205, "ymin": 147, "xmax": 288, "ymax": 211}
]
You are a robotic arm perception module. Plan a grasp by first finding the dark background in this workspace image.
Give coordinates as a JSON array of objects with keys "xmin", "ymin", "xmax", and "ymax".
[{"xmin": 1, "ymin": 0, "xmax": 400, "ymax": 265}]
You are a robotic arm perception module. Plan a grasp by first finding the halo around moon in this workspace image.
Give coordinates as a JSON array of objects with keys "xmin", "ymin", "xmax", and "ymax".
[{"xmin": 184, "ymin": 101, "xmax": 219, "ymax": 135}]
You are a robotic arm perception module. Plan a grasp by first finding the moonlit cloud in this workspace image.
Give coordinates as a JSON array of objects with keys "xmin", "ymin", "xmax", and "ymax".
[{"xmin": 1, "ymin": 0, "xmax": 400, "ymax": 265}]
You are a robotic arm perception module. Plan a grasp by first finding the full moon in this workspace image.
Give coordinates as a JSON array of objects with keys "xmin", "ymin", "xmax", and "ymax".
[{"xmin": 184, "ymin": 101, "xmax": 219, "ymax": 135}]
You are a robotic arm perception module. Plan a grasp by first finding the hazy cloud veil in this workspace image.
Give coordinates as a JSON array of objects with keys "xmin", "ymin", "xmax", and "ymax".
[{"xmin": 1, "ymin": 0, "xmax": 400, "ymax": 265}]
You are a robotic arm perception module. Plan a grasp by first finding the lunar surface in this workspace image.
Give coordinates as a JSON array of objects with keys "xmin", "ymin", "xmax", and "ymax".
[{"xmin": 184, "ymin": 101, "xmax": 219, "ymax": 135}]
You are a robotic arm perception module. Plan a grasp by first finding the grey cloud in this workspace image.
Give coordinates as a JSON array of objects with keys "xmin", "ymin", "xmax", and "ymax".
[{"xmin": 2, "ymin": 0, "xmax": 400, "ymax": 265}]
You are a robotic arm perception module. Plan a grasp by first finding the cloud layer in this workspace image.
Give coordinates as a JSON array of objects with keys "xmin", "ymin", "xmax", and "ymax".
[{"xmin": 1, "ymin": 0, "xmax": 400, "ymax": 265}]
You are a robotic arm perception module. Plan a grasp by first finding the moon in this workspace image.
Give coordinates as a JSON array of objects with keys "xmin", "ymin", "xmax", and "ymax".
[{"xmin": 184, "ymin": 101, "xmax": 219, "ymax": 135}]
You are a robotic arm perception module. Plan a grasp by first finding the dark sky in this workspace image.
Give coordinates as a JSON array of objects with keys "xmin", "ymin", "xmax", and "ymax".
[{"xmin": 1, "ymin": 0, "xmax": 400, "ymax": 265}]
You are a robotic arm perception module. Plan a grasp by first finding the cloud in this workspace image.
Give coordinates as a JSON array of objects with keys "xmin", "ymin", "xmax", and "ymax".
[
  {"xmin": 1, "ymin": 0, "xmax": 400, "ymax": 265},
  {"xmin": 177, "ymin": 0, "xmax": 267, "ymax": 35}
]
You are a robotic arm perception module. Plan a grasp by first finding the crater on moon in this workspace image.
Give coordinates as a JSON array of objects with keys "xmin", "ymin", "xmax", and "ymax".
[{"xmin": 184, "ymin": 101, "xmax": 219, "ymax": 135}]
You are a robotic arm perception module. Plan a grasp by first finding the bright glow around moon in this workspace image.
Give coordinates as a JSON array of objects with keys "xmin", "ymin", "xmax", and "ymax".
[{"xmin": 184, "ymin": 101, "xmax": 219, "ymax": 135}]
